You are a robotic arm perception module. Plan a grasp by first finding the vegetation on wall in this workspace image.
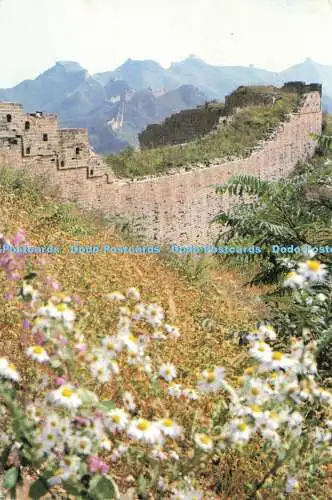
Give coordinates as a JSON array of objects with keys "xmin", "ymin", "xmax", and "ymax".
[
  {"xmin": 138, "ymin": 101, "xmax": 225, "ymax": 149},
  {"xmin": 106, "ymin": 90, "xmax": 301, "ymax": 179}
]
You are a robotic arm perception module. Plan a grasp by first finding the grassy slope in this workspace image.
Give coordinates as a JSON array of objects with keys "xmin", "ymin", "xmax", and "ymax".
[
  {"xmin": 0, "ymin": 168, "xmax": 270, "ymax": 497},
  {"xmin": 106, "ymin": 92, "xmax": 300, "ymax": 178}
]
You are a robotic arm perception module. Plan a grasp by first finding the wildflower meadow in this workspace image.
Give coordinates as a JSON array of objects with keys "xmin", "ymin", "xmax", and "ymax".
[{"xmin": 0, "ymin": 229, "xmax": 331, "ymax": 499}]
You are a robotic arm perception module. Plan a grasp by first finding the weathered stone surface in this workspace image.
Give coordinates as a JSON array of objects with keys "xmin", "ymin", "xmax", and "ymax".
[{"xmin": 0, "ymin": 89, "xmax": 322, "ymax": 245}]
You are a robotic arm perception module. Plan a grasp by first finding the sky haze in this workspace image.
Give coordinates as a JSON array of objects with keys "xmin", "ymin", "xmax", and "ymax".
[{"xmin": 1, "ymin": 0, "xmax": 332, "ymax": 87}]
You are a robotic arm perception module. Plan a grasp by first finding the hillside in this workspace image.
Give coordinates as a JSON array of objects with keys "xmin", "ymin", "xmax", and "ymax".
[{"xmin": 0, "ymin": 167, "xmax": 269, "ymax": 498}]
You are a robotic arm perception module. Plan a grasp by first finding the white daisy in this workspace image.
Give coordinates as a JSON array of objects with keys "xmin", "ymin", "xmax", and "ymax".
[
  {"xmin": 164, "ymin": 324, "xmax": 181, "ymax": 338},
  {"xmin": 106, "ymin": 408, "xmax": 129, "ymax": 432},
  {"xmin": 285, "ymin": 477, "xmax": 300, "ymax": 494},
  {"xmin": 44, "ymin": 414, "xmax": 61, "ymax": 432},
  {"xmin": 145, "ymin": 303, "xmax": 164, "ymax": 327},
  {"xmin": 158, "ymin": 418, "xmax": 183, "ymax": 438},
  {"xmin": 151, "ymin": 446, "xmax": 168, "ymax": 461},
  {"xmin": 297, "ymin": 260, "xmax": 328, "ymax": 282},
  {"xmin": 132, "ymin": 303, "xmax": 146, "ymax": 321},
  {"xmin": 107, "ymin": 291, "xmax": 126, "ymax": 302},
  {"xmin": 127, "ymin": 287, "xmax": 141, "ymax": 301},
  {"xmin": 171, "ymin": 487, "xmax": 203, "ymax": 500},
  {"xmin": 283, "ymin": 271, "xmax": 306, "ymax": 289},
  {"xmin": 182, "ymin": 388, "xmax": 200, "ymax": 400},
  {"xmin": 168, "ymin": 383, "xmax": 183, "ymax": 398},
  {"xmin": 249, "ymin": 341, "xmax": 272, "ymax": 363},
  {"xmin": 197, "ymin": 366, "xmax": 225, "ymax": 393},
  {"xmin": 72, "ymin": 436, "xmax": 92, "ymax": 455},
  {"xmin": 244, "ymin": 379, "xmax": 272, "ymax": 405},
  {"xmin": 194, "ymin": 433, "xmax": 213, "ymax": 452},
  {"xmin": 0, "ymin": 357, "xmax": 20, "ymax": 382},
  {"xmin": 49, "ymin": 385, "xmax": 82, "ymax": 410},
  {"xmin": 101, "ymin": 335, "xmax": 122, "ymax": 357},
  {"xmin": 159, "ymin": 362, "xmax": 177, "ymax": 382},
  {"xmin": 39, "ymin": 428, "xmax": 58, "ymax": 451},
  {"xmin": 90, "ymin": 360, "xmax": 111, "ymax": 383},
  {"xmin": 21, "ymin": 283, "xmax": 39, "ymax": 301},
  {"xmin": 48, "ymin": 468, "xmax": 71, "ymax": 486},
  {"xmin": 26, "ymin": 345, "xmax": 50, "ymax": 363},
  {"xmin": 258, "ymin": 324, "xmax": 277, "ymax": 341},
  {"xmin": 127, "ymin": 418, "xmax": 163, "ymax": 444},
  {"xmin": 121, "ymin": 334, "xmax": 140, "ymax": 354},
  {"xmin": 262, "ymin": 351, "xmax": 294, "ymax": 371},
  {"xmin": 230, "ymin": 420, "xmax": 252, "ymax": 444},
  {"xmin": 60, "ymin": 455, "xmax": 81, "ymax": 474},
  {"xmin": 122, "ymin": 391, "xmax": 136, "ymax": 412}
]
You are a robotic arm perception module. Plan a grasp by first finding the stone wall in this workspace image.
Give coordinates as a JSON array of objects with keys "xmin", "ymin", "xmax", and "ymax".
[{"xmin": 0, "ymin": 89, "xmax": 323, "ymax": 245}]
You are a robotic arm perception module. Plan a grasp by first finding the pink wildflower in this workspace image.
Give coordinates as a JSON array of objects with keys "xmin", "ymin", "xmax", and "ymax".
[{"xmin": 88, "ymin": 456, "xmax": 109, "ymax": 475}]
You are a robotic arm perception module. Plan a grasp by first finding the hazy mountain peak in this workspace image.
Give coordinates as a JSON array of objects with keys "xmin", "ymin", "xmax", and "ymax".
[{"xmin": 55, "ymin": 61, "xmax": 85, "ymax": 72}]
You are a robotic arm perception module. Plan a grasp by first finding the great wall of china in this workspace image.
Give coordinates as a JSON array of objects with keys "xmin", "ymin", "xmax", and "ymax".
[{"xmin": 0, "ymin": 82, "xmax": 323, "ymax": 244}]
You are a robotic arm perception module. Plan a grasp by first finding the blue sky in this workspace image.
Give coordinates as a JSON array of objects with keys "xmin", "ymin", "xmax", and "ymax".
[{"xmin": 1, "ymin": 0, "xmax": 332, "ymax": 87}]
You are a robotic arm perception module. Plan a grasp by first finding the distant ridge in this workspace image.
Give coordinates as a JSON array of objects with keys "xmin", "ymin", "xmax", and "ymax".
[{"xmin": 0, "ymin": 57, "xmax": 331, "ymax": 153}]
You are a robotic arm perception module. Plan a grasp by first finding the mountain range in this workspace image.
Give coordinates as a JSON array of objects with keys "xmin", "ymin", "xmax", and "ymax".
[{"xmin": 0, "ymin": 56, "xmax": 331, "ymax": 154}]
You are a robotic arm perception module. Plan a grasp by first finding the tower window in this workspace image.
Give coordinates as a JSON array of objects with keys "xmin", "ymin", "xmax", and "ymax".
[
  {"xmin": 76, "ymin": 147, "xmax": 80, "ymax": 155},
  {"xmin": 43, "ymin": 133, "xmax": 48, "ymax": 141},
  {"xmin": 6, "ymin": 114, "xmax": 12, "ymax": 123},
  {"xmin": 25, "ymin": 121, "xmax": 30, "ymax": 130},
  {"xmin": 60, "ymin": 160, "xmax": 65, "ymax": 167},
  {"xmin": 90, "ymin": 169, "xmax": 94, "ymax": 176},
  {"xmin": 26, "ymin": 147, "xmax": 31, "ymax": 155}
]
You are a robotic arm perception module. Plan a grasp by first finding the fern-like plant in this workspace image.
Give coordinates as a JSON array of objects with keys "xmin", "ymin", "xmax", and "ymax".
[{"xmin": 212, "ymin": 156, "xmax": 332, "ymax": 288}]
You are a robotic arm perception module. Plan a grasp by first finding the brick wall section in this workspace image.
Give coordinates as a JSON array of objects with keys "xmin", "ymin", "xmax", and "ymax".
[{"xmin": 0, "ymin": 91, "xmax": 322, "ymax": 245}]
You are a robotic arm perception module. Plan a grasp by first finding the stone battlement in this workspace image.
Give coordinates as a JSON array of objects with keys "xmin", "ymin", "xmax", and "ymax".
[
  {"xmin": 0, "ymin": 101, "xmax": 106, "ymax": 177},
  {"xmin": 0, "ymin": 83, "xmax": 323, "ymax": 244}
]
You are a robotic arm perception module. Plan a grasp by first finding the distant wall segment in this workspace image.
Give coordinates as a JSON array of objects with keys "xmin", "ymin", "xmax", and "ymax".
[{"xmin": 0, "ymin": 88, "xmax": 323, "ymax": 245}]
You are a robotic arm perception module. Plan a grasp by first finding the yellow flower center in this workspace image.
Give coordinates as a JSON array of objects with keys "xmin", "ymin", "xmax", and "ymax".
[
  {"xmin": 206, "ymin": 373, "xmax": 216, "ymax": 383},
  {"xmin": 251, "ymin": 387, "xmax": 260, "ymax": 396},
  {"xmin": 107, "ymin": 343, "xmax": 115, "ymax": 351},
  {"xmin": 129, "ymin": 335, "xmax": 138, "ymax": 343},
  {"xmin": 112, "ymin": 415, "xmax": 121, "ymax": 424},
  {"xmin": 8, "ymin": 363, "xmax": 17, "ymax": 371},
  {"xmin": 33, "ymin": 346, "xmax": 43, "ymax": 354},
  {"xmin": 61, "ymin": 388, "xmax": 74, "ymax": 398},
  {"xmin": 137, "ymin": 419, "xmax": 150, "ymax": 431},
  {"xmin": 272, "ymin": 352, "xmax": 283, "ymax": 361},
  {"xmin": 245, "ymin": 367, "xmax": 255, "ymax": 375},
  {"xmin": 286, "ymin": 271, "xmax": 297, "ymax": 279},
  {"xmin": 250, "ymin": 405, "xmax": 262, "ymax": 413},
  {"xmin": 237, "ymin": 423, "xmax": 248, "ymax": 432},
  {"xmin": 199, "ymin": 434, "xmax": 211, "ymax": 445},
  {"xmin": 307, "ymin": 260, "xmax": 321, "ymax": 271},
  {"xmin": 56, "ymin": 303, "xmax": 66, "ymax": 312},
  {"xmin": 162, "ymin": 419, "xmax": 173, "ymax": 427}
]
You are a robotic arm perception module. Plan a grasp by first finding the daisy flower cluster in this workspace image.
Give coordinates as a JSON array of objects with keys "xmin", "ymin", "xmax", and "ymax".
[
  {"xmin": 283, "ymin": 259, "xmax": 328, "ymax": 288},
  {"xmin": 0, "ymin": 235, "xmax": 331, "ymax": 499}
]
